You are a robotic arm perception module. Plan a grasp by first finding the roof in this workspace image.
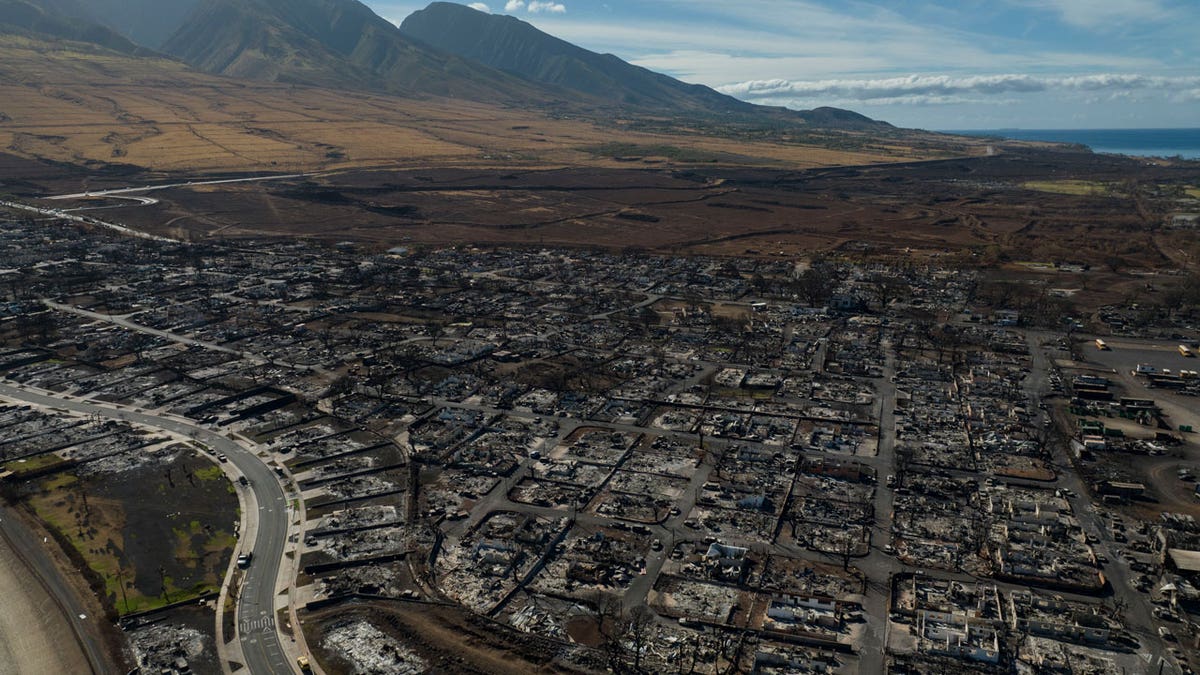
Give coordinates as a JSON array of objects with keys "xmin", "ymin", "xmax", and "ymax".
[{"xmin": 1167, "ymin": 549, "xmax": 1200, "ymax": 573}]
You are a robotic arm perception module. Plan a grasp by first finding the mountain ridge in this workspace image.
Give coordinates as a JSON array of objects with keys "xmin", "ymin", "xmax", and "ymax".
[
  {"xmin": 400, "ymin": 1, "xmax": 887, "ymax": 129},
  {"xmin": 13, "ymin": 0, "xmax": 887, "ymax": 131},
  {"xmin": 0, "ymin": 0, "xmax": 154, "ymax": 56},
  {"xmin": 161, "ymin": 0, "xmax": 570, "ymax": 103}
]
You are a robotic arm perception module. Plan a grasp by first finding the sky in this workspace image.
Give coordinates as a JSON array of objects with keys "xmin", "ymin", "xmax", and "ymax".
[{"xmin": 370, "ymin": 0, "xmax": 1200, "ymax": 130}]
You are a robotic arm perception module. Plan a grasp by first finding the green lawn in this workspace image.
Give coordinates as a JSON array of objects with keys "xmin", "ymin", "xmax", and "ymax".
[
  {"xmin": 5, "ymin": 452, "xmax": 67, "ymax": 475},
  {"xmin": 1023, "ymin": 180, "xmax": 1109, "ymax": 196}
]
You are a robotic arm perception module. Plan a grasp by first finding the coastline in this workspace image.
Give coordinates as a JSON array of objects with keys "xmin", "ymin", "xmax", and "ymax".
[
  {"xmin": 945, "ymin": 128, "xmax": 1200, "ymax": 160},
  {"xmin": 0, "ymin": 503, "xmax": 118, "ymax": 675}
]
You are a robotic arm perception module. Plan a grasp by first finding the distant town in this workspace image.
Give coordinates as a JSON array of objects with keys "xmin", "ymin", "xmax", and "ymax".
[{"xmin": 0, "ymin": 215, "xmax": 1197, "ymax": 674}]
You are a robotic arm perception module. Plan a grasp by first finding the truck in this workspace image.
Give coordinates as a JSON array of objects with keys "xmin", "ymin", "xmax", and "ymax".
[
  {"xmin": 1181, "ymin": 344, "xmax": 1195, "ymax": 358},
  {"xmin": 1095, "ymin": 338, "xmax": 1109, "ymax": 351},
  {"xmin": 297, "ymin": 656, "xmax": 313, "ymax": 673}
]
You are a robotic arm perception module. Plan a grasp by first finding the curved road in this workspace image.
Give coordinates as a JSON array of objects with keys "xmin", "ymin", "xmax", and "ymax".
[{"xmin": 0, "ymin": 382, "xmax": 294, "ymax": 675}]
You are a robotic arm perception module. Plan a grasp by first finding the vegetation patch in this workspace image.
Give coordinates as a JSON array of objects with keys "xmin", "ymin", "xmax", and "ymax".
[
  {"xmin": 23, "ymin": 454, "xmax": 238, "ymax": 615},
  {"xmin": 1022, "ymin": 180, "xmax": 1110, "ymax": 196},
  {"xmin": 4, "ymin": 452, "xmax": 68, "ymax": 475},
  {"xmin": 193, "ymin": 464, "xmax": 224, "ymax": 482},
  {"xmin": 582, "ymin": 142, "xmax": 751, "ymax": 164}
]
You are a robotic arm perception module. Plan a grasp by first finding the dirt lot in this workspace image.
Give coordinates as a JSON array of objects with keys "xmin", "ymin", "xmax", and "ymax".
[
  {"xmin": 1074, "ymin": 338, "xmax": 1200, "ymax": 518},
  {"xmin": 305, "ymin": 600, "xmax": 589, "ymax": 674}
]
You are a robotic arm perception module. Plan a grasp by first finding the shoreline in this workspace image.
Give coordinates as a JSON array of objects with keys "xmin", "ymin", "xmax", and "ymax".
[
  {"xmin": 0, "ymin": 502, "xmax": 117, "ymax": 675},
  {"xmin": 944, "ymin": 128, "xmax": 1200, "ymax": 160}
]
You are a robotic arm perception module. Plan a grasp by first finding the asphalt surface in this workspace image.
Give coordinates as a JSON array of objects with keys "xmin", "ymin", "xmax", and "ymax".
[
  {"xmin": 43, "ymin": 300, "xmax": 240, "ymax": 356},
  {"xmin": 46, "ymin": 173, "xmax": 313, "ymax": 201},
  {"xmin": 0, "ymin": 382, "xmax": 294, "ymax": 675},
  {"xmin": 0, "ymin": 199, "xmax": 174, "ymax": 242}
]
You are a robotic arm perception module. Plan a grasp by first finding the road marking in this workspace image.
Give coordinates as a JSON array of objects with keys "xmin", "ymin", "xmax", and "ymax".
[{"xmin": 240, "ymin": 616, "xmax": 277, "ymax": 633}]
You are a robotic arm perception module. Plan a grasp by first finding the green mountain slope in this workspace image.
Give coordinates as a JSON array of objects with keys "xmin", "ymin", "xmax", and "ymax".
[
  {"xmin": 158, "ymin": 0, "xmax": 566, "ymax": 102},
  {"xmin": 400, "ymin": 2, "xmax": 886, "ymax": 129},
  {"xmin": 0, "ymin": 0, "xmax": 151, "ymax": 55},
  {"xmin": 401, "ymin": 1, "xmax": 752, "ymax": 114},
  {"xmin": 11, "ymin": 0, "xmax": 889, "ymax": 130}
]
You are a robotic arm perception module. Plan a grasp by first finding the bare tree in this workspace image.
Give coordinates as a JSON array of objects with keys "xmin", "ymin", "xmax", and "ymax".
[
  {"xmin": 867, "ymin": 272, "xmax": 908, "ymax": 309},
  {"xmin": 627, "ymin": 605, "xmax": 656, "ymax": 672},
  {"xmin": 794, "ymin": 259, "xmax": 842, "ymax": 307},
  {"xmin": 591, "ymin": 591, "xmax": 627, "ymax": 672}
]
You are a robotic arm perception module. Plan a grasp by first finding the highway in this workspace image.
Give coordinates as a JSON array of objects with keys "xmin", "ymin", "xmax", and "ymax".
[
  {"xmin": 0, "ymin": 382, "xmax": 295, "ymax": 675},
  {"xmin": 0, "ymin": 199, "xmax": 177, "ymax": 243},
  {"xmin": 1, "ymin": 173, "xmax": 318, "ymax": 246},
  {"xmin": 46, "ymin": 173, "xmax": 316, "ymax": 201}
]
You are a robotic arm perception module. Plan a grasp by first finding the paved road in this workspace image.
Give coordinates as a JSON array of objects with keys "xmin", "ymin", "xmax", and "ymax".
[
  {"xmin": 0, "ymin": 382, "xmax": 294, "ymax": 675},
  {"xmin": 43, "ymin": 299, "xmax": 328, "ymax": 375},
  {"xmin": 1025, "ymin": 332, "xmax": 1175, "ymax": 670},
  {"xmin": 47, "ymin": 173, "xmax": 315, "ymax": 201},
  {"xmin": 856, "ymin": 333, "xmax": 899, "ymax": 674},
  {"xmin": 0, "ymin": 199, "xmax": 176, "ymax": 242},
  {"xmin": 44, "ymin": 300, "xmax": 241, "ymax": 356}
]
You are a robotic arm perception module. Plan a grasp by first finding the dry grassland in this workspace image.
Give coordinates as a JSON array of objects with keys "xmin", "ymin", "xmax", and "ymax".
[{"xmin": 0, "ymin": 36, "xmax": 968, "ymax": 176}]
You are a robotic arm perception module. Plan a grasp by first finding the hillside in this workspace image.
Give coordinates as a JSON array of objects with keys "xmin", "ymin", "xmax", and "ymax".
[
  {"xmin": 0, "ymin": 0, "xmax": 151, "ymax": 55},
  {"xmin": 400, "ymin": 2, "xmax": 887, "ymax": 129},
  {"xmin": 400, "ymin": 1, "xmax": 753, "ymax": 114},
  {"xmin": 0, "ymin": 32, "xmax": 961, "ymax": 182},
  {"xmin": 159, "ymin": 0, "xmax": 562, "ymax": 103},
  {"xmin": 28, "ymin": 0, "xmax": 200, "ymax": 49},
  {"xmin": 22, "ymin": 0, "xmax": 887, "ymax": 130},
  {"xmin": 18, "ymin": 0, "xmax": 570, "ymax": 104}
]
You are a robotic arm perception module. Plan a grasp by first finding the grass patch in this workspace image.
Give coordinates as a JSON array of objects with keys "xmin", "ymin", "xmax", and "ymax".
[
  {"xmin": 581, "ymin": 142, "xmax": 750, "ymax": 164},
  {"xmin": 1023, "ymin": 180, "xmax": 1110, "ymax": 196},
  {"xmin": 1186, "ymin": 186, "xmax": 1200, "ymax": 199},
  {"xmin": 193, "ymin": 464, "xmax": 225, "ymax": 482},
  {"xmin": 39, "ymin": 473, "xmax": 78, "ymax": 492},
  {"xmin": 6, "ymin": 452, "xmax": 67, "ymax": 475}
]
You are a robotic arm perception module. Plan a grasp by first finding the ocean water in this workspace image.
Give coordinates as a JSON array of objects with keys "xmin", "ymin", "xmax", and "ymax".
[{"xmin": 947, "ymin": 128, "xmax": 1200, "ymax": 160}]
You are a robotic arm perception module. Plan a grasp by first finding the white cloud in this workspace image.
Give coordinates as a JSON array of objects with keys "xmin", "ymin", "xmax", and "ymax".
[
  {"xmin": 504, "ymin": 0, "xmax": 524, "ymax": 10},
  {"xmin": 527, "ymin": 1, "xmax": 566, "ymax": 13},
  {"xmin": 468, "ymin": 2, "xmax": 490, "ymax": 11},
  {"xmin": 718, "ymin": 73, "xmax": 1200, "ymax": 103},
  {"xmin": 1012, "ymin": 0, "xmax": 1172, "ymax": 29}
]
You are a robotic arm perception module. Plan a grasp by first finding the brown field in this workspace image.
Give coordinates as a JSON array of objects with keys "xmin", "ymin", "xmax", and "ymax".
[
  {"xmin": 0, "ymin": 35, "xmax": 978, "ymax": 182},
  {"xmin": 53, "ymin": 151, "xmax": 1195, "ymax": 279}
]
